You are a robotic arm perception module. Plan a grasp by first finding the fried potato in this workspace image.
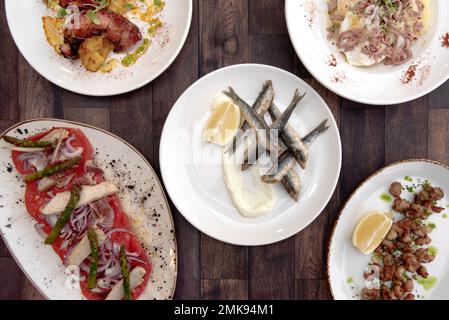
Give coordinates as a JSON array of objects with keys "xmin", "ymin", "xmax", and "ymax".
[
  {"xmin": 42, "ymin": 16, "xmax": 64, "ymax": 54},
  {"xmin": 79, "ymin": 36, "xmax": 114, "ymax": 72},
  {"xmin": 108, "ymin": 0, "xmax": 136, "ymax": 15}
]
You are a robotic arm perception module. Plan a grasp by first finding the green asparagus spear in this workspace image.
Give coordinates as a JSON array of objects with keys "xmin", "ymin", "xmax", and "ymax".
[
  {"xmin": 2, "ymin": 135, "xmax": 52, "ymax": 148},
  {"xmin": 24, "ymin": 156, "xmax": 82, "ymax": 182},
  {"xmin": 120, "ymin": 245, "xmax": 132, "ymax": 300},
  {"xmin": 44, "ymin": 187, "xmax": 81, "ymax": 245},
  {"xmin": 87, "ymin": 228, "xmax": 99, "ymax": 289}
]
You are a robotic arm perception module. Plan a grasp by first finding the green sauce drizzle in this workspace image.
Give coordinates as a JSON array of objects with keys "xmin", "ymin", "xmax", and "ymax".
[
  {"xmin": 380, "ymin": 193, "xmax": 393, "ymax": 203},
  {"xmin": 122, "ymin": 38, "xmax": 151, "ymax": 67},
  {"xmin": 428, "ymin": 246, "xmax": 438, "ymax": 257},
  {"xmin": 416, "ymin": 276, "xmax": 437, "ymax": 291},
  {"xmin": 404, "ymin": 176, "xmax": 413, "ymax": 182}
]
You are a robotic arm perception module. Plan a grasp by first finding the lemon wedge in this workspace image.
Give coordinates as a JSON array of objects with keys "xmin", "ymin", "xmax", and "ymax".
[
  {"xmin": 352, "ymin": 211, "xmax": 393, "ymax": 254},
  {"xmin": 203, "ymin": 101, "xmax": 241, "ymax": 146}
]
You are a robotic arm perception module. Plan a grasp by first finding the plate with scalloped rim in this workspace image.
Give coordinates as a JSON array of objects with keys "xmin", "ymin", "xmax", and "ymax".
[
  {"xmin": 285, "ymin": 0, "xmax": 449, "ymax": 105},
  {"xmin": 0, "ymin": 119, "xmax": 177, "ymax": 300},
  {"xmin": 160, "ymin": 64, "xmax": 341, "ymax": 246},
  {"xmin": 328, "ymin": 159, "xmax": 449, "ymax": 300},
  {"xmin": 5, "ymin": 0, "xmax": 192, "ymax": 96}
]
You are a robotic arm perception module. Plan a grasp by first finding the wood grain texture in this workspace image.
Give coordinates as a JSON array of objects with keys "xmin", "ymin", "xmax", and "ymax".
[
  {"xmin": 64, "ymin": 108, "xmax": 110, "ymax": 130},
  {"xmin": 0, "ymin": 0, "xmax": 18, "ymax": 121},
  {"xmin": 295, "ymin": 280, "xmax": 332, "ymax": 300},
  {"xmin": 110, "ymin": 88, "xmax": 153, "ymax": 160},
  {"xmin": 199, "ymin": 0, "xmax": 249, "ymax": 75},
  {"xmin": 0, "ymin": 257, "xmax": 22, "ymax": 299},
  {"xmin": 18, "ymin": 56, "xmax": 61, "ymax": 119},
  {"xmin": 428, "ymin": 109, "xmax": 449, "ymax": 165},
  {"xmin": 340, "ymin": 104, "xmax": 385, "ymax": 199},
  {"xmin": 202, "ymin": 279, "xmax": 248, "ymax": 300},
  {"xmin": 385, "ymin": 98, "xmax": 428, "ymax": 163},
  {"xmin": 249, "ymin": 0, "xmax": 287, "ymax": 35},
  {"xmin": 428, "ymin": 80, "xmax": 449, "ymax": 109}
]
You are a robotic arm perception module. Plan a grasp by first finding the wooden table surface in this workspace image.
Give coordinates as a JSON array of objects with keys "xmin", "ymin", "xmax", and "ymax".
[{"xmin": 1, "ymin": 0, "xmax": 449, "ymax": 300}]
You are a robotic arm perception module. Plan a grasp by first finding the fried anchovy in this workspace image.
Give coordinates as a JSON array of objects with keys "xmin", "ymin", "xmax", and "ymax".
[
  {"xmin": 223, "ymin": 86, "xmax": 303, "ymax": 200},
  {"xmin": 282, "ymin": 168, "xmax": 302, "ymax": 201},
  {"xmin": 242, "ymin": 91, "xmax": 306, "ymax": 170},
  {"xmin": 226, "ymin": 80, "xmax": 274, "ymax": 153},
  {"xmin": 261, "ymin": 150, "xmax": 296, "ymax": 184},
  {"xmin": 261, "ymin": 120, "xmax": 330, "ymax": 184},
  {"xmin": 2, "ymin": 136, "xmax": 52, "ymax": 148},
  {"xmin": 268, "ymin": 103, "xmax": 308, "ymax": 169},
  {"xmin": 223, "ymin": 87, "xmax": 284, "ymax": 160}
]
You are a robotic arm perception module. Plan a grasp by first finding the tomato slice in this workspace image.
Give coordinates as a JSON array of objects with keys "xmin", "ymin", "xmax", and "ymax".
[
  {"xmin": 11, "ymin": 127, "xmax": 151, "ymax": 300},
  {"xmin": 12, "ymin": 128, "xmax": 93, "ymax": 175}
]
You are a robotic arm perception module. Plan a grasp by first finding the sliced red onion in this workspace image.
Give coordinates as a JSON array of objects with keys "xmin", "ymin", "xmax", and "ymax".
[
  {"xmin": 34, "ymin": 223, "xmax": 47, "ymax": 239},
  {"xmin": 127, "ymin": 256, "xmax": 147, "ymax": 265},
  {"xmin": 106, "ymin": 228, "xmax": 134, "ymax": 240},
  {"xmin": 45, "ymin": 214, "xmax": 59, "ymax": 227},
  {"xmin": 61, "ymin": 136, "xmax": 83, "ymax": 158},
  {"xmin": 125, "ymin": 251, "xmax": 140, "ymax": 257},
  {"xmin": 104, "ymin": 264, "xmax": 121, "ymax": 278},
  {"xmin": 55, "ymin": 173, "xmax": 75, "ymax": 188},
  {"xmin": 79, "ymin": 262, "xmax": 90, "ymax": 273},
  {"xmin": 19, "ymin": 152, "xmax": 47, "ymax": 171},
  {"xmin": 60, "ymin": 239, "xmax": 70, "ymax": 250}
]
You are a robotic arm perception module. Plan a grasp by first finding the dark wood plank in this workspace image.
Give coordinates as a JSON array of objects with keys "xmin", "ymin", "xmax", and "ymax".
[
  {"xmin": 18, "ymin": 56, "xmax": 61, "ymax": 119},
  {"xmin": 199, "ymin": 0, "xmax": 249, "ymax": 75},
  {"xmin": 339, "ymin": 104, "xmax": 385, "ymax": 200},
  {"xmin": 202, "ymin": 279, "xmax": 248, "ymax": 300},
  {"xmin": 385, "ymin": 98, "xmax": 428, "ymax": 162},
  {"xmin": 201, "ymin": 235, "xmax": 248, "ymax": 280},
  {"xmin": 248, "ymin": 0, "xmax": 288, "ymax": 35},
  {"xmin": 64, "ymin": 107, "xmax": 110, "ymax": 130},
  {"xmin": 249, "ymin": 34, "xmax": 295, "ymax": 70},
  {"xmin": 199, "ymin": 0, "xmax": 249, "ymax": 291},
  {"xmin": 0, "ymin": 0, "xmax": 19, "ymax": 121},
  {"xmin": 295, "ymin": 280, "xmax": 332, "ymax": 300},
  {"xmin": 63, "ymin": 92, "xmax": 111, "ymax": 109},
  {"xmin": 19, "ymin": 279, "xmax": 44, "ymax": 300},
  {"xmin": 152, "ymin": 0, "xmax": 201, "ymax": 300},
  {"xmin": 428, "ymin": 109, "xmax": 449, "ymax": 164},
  {"xmin": 428, "ymin": 80, "xmax": 449, "ymax": 109},
  {"xmin": 249, "ymin": 239, "xmax": 293, "ymax": 299},
  {"xmin": 0, "ymin": 257, "xmax": 22, "ymax": 299},
  {"xmin": 110, "ymin": 88, "xmax": 152, "ymax": 160},
  {"xmin": 247, "ymin": 34, "xmax": 294, "ymax": 299}
]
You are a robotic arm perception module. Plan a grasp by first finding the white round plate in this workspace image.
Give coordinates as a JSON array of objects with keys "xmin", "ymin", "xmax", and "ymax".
[
  {"xmin": 0, "ymin": 119, "xmax": 177, "ymax": 300},
  {"xmin": 5, "ymin": 0, "xmax": 192, "ymax": 96},
  {"xmin": 328, "ymin": 160, "xmax": 449, "ymax": 300},
  {"xmin": 285, "ymin": 0, "xmax": 449, "ymax": 105},
  {"xmin": 160, "ymin": 64, "xmax": 341, "ymax": 246}
]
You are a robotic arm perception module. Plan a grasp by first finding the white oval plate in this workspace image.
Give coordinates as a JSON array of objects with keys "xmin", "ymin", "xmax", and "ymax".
[
  {"xmin": 285, "ymin": 0, "xmax": 449, "ymax": 105},
  {"xmin": 328, "ymin": 160, "xmax": 449, "ymax": 300},
  {"xmin": 0, "ymin": 119, "xmax": 177, "ymax": 300},
  {"xmin": 160, "ymin": 64, "xmax": 341, "ymax": 246},
  {"xmin": 5, "ymin": 0, "xmax": 192, "ymax": 96}
]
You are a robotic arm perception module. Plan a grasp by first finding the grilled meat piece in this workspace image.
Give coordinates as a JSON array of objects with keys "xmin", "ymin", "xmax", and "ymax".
[{"xmin": 61, "ymin": 8, "xmax": 142, "ymax": 59}]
